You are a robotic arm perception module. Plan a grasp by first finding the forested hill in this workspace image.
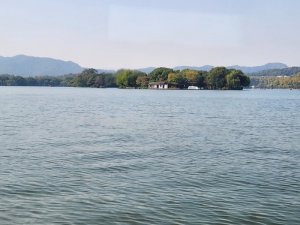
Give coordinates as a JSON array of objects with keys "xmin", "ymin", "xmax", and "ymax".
[
  {"xmin": 0, "ymin": 55, "xmax": 83, "ymax": 76},
  {"xmin": 250, "ymin": 73, "xmax": 300, "ymax": 89},
  {"xmin": 248, "ymin": 67, "xmax": 300, "ymax": 77}
]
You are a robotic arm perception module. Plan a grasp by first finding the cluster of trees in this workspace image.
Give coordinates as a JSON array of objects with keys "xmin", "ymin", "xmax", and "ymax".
[
  {"xmin": 115, "ymin": 69, "xmax": 148, "ymax": 88},
  {"xmin": 0, "ymin": 74, "xmax": 72, "ymax": 86},
  {"xmin": 1, "ymin": 67, "xmax": 251, "ymax": 90},
  {"xmin": 68, "ymin": 69, "xmax": 116, "ymax": 88},
  {"xmin": 250, "ymin": 73, "xmax": 300, "ymax": 89},
  {"xmin": 0, "ymin": 69, "xmax": 116, "ymax": 88},
  {"xmin": 115, "ymin": 67, "xmax": 250, "ymax": 90}
]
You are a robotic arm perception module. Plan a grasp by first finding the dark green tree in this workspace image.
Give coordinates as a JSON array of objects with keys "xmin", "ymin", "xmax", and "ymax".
[
  {"xmin": 116, "ymin": 69, "xmax": 146, "ymax": 88},
  {"xmin": 69, "ymin": 68, "xmax": 98, "ymax": 87},
  {"xmin": 207, "ymin": 67, "xmax": 229, "ymax": 89},
  {"xmin": 149, "ymin": 67, "xmax": 174, "ymax": 82},
  {"xmin": 226, "ymin": 69, "xmax": 250, "ymax": 89},
  {"xmin": 196, "ymin": 71, "xmax": 208, "ymax": 88}
]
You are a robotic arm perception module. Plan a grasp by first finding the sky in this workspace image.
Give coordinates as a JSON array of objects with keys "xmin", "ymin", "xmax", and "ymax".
[{"xmin": 0, "ymin": 0, "xmax": 299, "ymax": 69}]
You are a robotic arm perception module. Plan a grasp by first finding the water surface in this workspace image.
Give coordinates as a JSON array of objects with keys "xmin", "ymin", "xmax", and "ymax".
[{"xmin": 0, "ymin": 87, "xmax": 299, "ymax": 224}]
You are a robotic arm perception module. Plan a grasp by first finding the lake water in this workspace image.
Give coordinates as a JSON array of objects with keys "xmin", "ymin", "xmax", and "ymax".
[{"xmin": 0, "ymin": 87, "xmax": 299, "ymax": 225}]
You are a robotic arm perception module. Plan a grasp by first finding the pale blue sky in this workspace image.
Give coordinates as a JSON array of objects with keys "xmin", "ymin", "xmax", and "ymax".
[{"xmin": 0, "ymin": 0, "xmax": 299, "ymax": 69}]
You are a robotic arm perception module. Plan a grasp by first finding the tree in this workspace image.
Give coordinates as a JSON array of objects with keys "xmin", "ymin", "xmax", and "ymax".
[
  {"xmin": 239, "ymin": 73, "xmax": 250, "ymax": 87},
  {"xmin": 12, "ymin": 76, "xmax": 26, "ymax": 86},
  {"xmin": 149, "ymin": 67, "xmax": 174, "ymax": 82},
  {"xmin": 167, "ymin": 72, "xmax": 187, "ymax": 88},
  {"xmin": 226, "ymin": 69, "xmax": 250, "ymax": 89},
  {"xmin": 0, "ymin": 75, "xmax": 10, "ymax": 86},
  {"xmin": 226, "ymin": 72, "xmax": 242, "ymax": 90},
  {"xmin": 136, "ymin": 75, "xmax": 149, "ymax": 88},
  {"xmin": 26, "ymin": 77, "xmax": 38, "ymax": 86},
  {"xmin": 69, "ymin": 68, "xmax": 101, "ymax": 87},
  {"xmin": 180, "ymin": 69, "xmax": 198, "ymax": 85},
  {"xmin": 116, "ymin": 69, "xmax": 146, "ymax": 88},
  {"xmin": 167, "ymin": 72, "xmax": 178, "ymax": 83},
  {"xmin": 94, "ymin": 75, "xmax": 105, "ymax": 88},
  {"xmin": 196, "ymin": 71, "xmax": 208, "ymax": 88},
  {"xmin": 104, "ymin": 74, "xmax": 117, "ymax": 87},
  {"xmin": 250, "ymin": 73, "xmax": 300, "ymax": 89},
  {"xmin": 207, "ymin": 67, "xmax": 229, "ymax": 89}
]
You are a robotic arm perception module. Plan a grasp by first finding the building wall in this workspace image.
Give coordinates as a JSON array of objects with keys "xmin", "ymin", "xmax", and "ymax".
[{"xmin": 149, "ymin": 83, "xmax": 168, "ymax": 89}]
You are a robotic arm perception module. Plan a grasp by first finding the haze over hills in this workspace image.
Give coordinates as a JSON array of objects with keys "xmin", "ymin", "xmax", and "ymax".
[
  {"xmin": 0, "ymin": 55, "xmax": 293, "ymax": 76},
  {"xmin": 173, "ymin": 65, "xmax": 214, "ymax": 72},
  {"xmin": 139, "ymin": 63, "xmax": 288, "ymax": 74},
  {"xmin": 227, "ymin": 63, "xmax": 288, "ymax": 74},
  {"xmin": 0, "ymin": 55, "xmax": 83, "ymax": 76},
  {"xmin": 248, "ymin": 67, "xmax": 300, "ymax": 77}
]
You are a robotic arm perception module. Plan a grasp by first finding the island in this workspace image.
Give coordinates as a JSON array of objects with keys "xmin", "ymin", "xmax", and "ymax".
[{"xmin": 0, "ymin": 67, "xmax": 251, "ymax": 90}]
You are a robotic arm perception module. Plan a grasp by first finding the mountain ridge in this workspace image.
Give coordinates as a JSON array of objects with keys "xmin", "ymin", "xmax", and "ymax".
[
  {"xmin": 0, "ymin": 55, "xmax": 291, "ymax": 76},
  {"xmin": 248, "ymin": 67, "xmax": 300, "ymax": 77},
  {"xmin": 138, "ymin": 63, "xmax": 288, "ymax": 74},
  {"xmin": 0, "ymin": 55, "xmax": 83, "ymax": 76}
]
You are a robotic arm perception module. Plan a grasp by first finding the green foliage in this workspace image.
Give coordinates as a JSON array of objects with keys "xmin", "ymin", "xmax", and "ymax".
[
  {"xmin": 226, "ymin": 71, "xmax": 242, "ymax": 90},
  {"xmin": 196, "ymin": 71, "xmax": 208, "ymax": 88},
  {"xmin": 0, "ymin": 68, "xmax": 116, "ymax": 88},
  {"xmin": 202, "ymin": 67, "xmax": 249, "ymax": 90},
  {"xmin": 116, "ymin": 70, "xmax": 133, "ymax": 88},
  {"xmin": 0, "ymin": 74, "xmax": 69, "ymax": 86},
  {"xmin": 149, "ymin": 67, "xmax": 175, "ymax": 82},
  {"xmin": 178, "ymin": 69, "xmax": 208, "ymax": 88},
  {"xmin": 149, "ymin": 67, "xmax": 249, "ymax": 90},
  {"xmin": 69, "ymin": 68, "xmax": 116, "ymax": 88},
  {"xmin": 226, "ymin": 70, "xmax": 250, "ymax": 90},
  {"xmin": 249, "ymin": 67, "xmax": 300, "ymax": 77},
  {"xmin": 69, "ymin": 69, "xmax": 97, "ymax": 87},
  {"xmin": 240, "ymin": 74, "xmax": 250, "ymax": 87},
  {"xmin": 167, "ymin": 72, "xmax": 187, "ymax": 88},
  {"xmin": 180, "ymin": 69, "xmax": 198, "ymax": 84},
  {"xmin": 136, "ymin": 75, "xmax": 149, "ymax": 88},
  {"xmin": 116, "ymin": 69, "xmax": 147, "ymax": 88},
  {"xmin": 207, "ymin": 67, "xmax": 228, "ymax": 89},
  {"xmin": 250, "ymin": 73, "xmax": 300, "ymax": 89},
  {"xmin": 0, "ymin": 66, "xmax": 251, "ymax": 90}
]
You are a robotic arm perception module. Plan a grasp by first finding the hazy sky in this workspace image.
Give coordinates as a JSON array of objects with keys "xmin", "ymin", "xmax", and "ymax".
[{"xmin": 0, "ymin": 0, "xmax": 299, "ymax": 69}]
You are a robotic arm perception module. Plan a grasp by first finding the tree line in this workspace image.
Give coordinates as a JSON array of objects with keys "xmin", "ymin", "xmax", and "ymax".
[
  {"xmin": 116, "ymin": 67, "xmax": 250, "ymax": 90},
  {"xmin": 0, "ymin": 69, "xmax": 116, "ymax": 88},
  {"xmin": 0, "ymin": 67, "xmax": 251, "ymax": 90},
  {"xmin": 250, "ymin": 73, "xmax": 300, "ymax": 89},
  {"xmin": 0, "ymin": 74, "xmax": 71, "ymax": 86}
]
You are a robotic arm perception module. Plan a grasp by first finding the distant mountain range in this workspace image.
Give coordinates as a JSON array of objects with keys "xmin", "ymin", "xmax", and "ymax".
[
  {"xmin": 248, "ymin": 67, "xmax": 300, "ymax": 77},
  {"xmin": 137, "ymin": 65, "xmax": 215, "ymax": 73},
  {"xmin": 0, "ymin": 55, "xmax": 294, "ymax": 76},
  {"xmin": 0, "ymin": 55, "xmax": 83, "ymax": 76},
  {"xmin": 227, "ymin": 63, "xmax": 288, "ymax": 74},
  {"xmin": 138, "ymin": 63, "xmax": 288, "ymax": 74}
]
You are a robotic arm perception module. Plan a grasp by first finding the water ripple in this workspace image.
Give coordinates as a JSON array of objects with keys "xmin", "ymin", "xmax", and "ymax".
[{"xmin": 0, "ymin": 87, "xmax": 299, "ymax": 224}]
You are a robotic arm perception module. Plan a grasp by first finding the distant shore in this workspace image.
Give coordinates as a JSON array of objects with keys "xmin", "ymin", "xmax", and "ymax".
[{"xmin": 1, "ymin": 67, "xmax": 299, "ymax": 89}]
